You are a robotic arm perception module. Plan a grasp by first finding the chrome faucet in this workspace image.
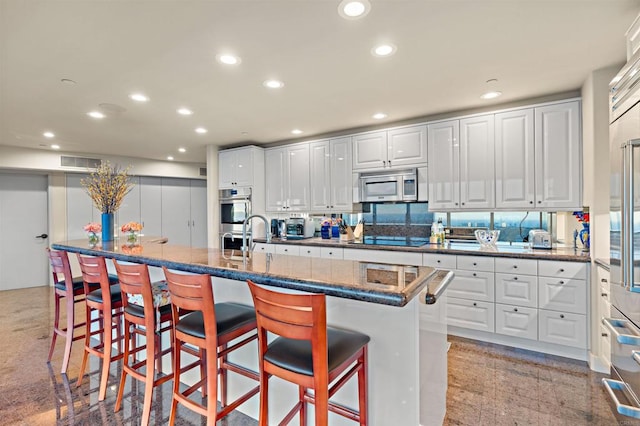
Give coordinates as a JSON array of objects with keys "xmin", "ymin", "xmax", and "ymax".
[{"xmin": 242, "ymin": 214, "xmax": 271, "ymax": 255}]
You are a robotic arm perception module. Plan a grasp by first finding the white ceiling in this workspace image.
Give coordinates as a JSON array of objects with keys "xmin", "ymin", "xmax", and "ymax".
[{"xmin": 1, "ymin": 0, "xmax": 639, "ymax": 163}]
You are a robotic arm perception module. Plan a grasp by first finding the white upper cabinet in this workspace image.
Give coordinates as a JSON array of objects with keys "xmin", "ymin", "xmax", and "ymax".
[
  {"xmin": 534, "ymin": 101, "xmax": 581, "ymax": 209},
  {"xmin": 459, "ymin": 115, "xmax": 495, "ymax": 209},
  {"xmin": 352, "ymin": 125, "xmax": 427, "ymax": 171},
  {"xmin": 310, "ymin": 137, "xmax": 353, "ymax": 212},
  {"xmin": 218, "ymin": 146, "xmax": 263, "ymax": 189},
  {"xmin": 427, "ymin": 120, "xmax": 460, "ymax": 210},
  {"xmin": 495, "ymin": 109, "xmax": 535, "ymax": 209},
  {"xmin": 265, "ymin": 143, "xmax": 310, "ymax": 212}
]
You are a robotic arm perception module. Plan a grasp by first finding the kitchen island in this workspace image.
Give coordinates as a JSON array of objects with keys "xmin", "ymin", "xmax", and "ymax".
[{"xmin": 52, "ymin": 238, "xmax": 454, "ymax": 426}]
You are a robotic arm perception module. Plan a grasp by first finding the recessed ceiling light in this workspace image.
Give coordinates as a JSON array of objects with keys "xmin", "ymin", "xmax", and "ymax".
[
  {"xmin": 372, "ymin": 113, "xmax": 387, "ymax": 120},
  {"xmin": 291, "ymin": 129, "xmax": 303, "ymax": 135},
  {"xmin": 129, "ymin": 93, "xmax": 149, "ymax": 102},
  {"xmin": 480, "ymin": 91, "xmax": 503, "ymax": 100},
  {"xmin": 480, "ymin": 78, "xmax": 502, "ymax": 100},
  {"xmin": 51, "ymin": 144, "xmax": 60, "ymax": 150},
  {"xmin": 43, "ymin": 131, "xmax": 55, "ymax": 138},
  {"xmin": 167, "ymin": 156, "xmax": 174, "ymax": 161},
  {"xmin": 195, "ymin": 127, "xmax": 208, "ymax": 134},
  {"xmin": 263, "ymin": 80, "xmax": 285, "ymax": 89},
  {"xmin": 372, "ymin": 43, "xmax": 397, "ymax": 57},
  {"xmin": 338, "ymin": 0, "xmax": 371, "ymax": 19},
  {"xmin": 177, "ymin": 107, "xmax": 193, "ymax": 116},
  {"xmin": 178, "ymin": 147, "xmax": 186, "ymax": 153},
  {"xmin": 87, "ymin": 111, "xmax": 105, "ymax": 119},
  {"xmin": 216, "ymin": 54, "xmax": 241, "ymax": 65}
]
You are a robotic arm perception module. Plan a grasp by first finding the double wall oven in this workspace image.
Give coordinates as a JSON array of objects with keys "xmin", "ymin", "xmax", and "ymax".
[{"xmin": 219, "ymin": 188, "xmax": 251, "ymax": 250}]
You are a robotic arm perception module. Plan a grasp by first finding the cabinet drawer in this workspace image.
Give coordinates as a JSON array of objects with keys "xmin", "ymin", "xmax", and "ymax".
[
  {"xmin": 343, "ymin": 248, "xmax": 422, "ymax": 266},
  {"xmin": 275, "ymin": 245, "xmax": 300, "ymax": 256},
  {"xmin": 494, "ymin": 257, "xmax": 537, "ymax": 275},
  {"xmin": 446, "ymin": 298, "xmax": 495, "ymax": 332},
  {"xmin": 600, "ymin": 323, "xmax": 611, "ymax": 366},
  {"xmin": 448, "ymin": 270, "xmax": 494, "ymax": 302},
  {"xmin": 538, "ymin": 260, "xmax": 587, "ymax": 279},
  {"xmin": 321, "ymin": 247, "xmax": 344, "ymax": 259},
  {"xmin": 538, "ymin": 310, "xmax": 587, "ymax": 349},
  {"xmin": 495, "ymin": 303, "xmax": 538, "ymax": 340},
  {"xmin": 254, "ymin": 243, "xmax": 275, "ymax": 254},
  {"xmin": 495, "ymin": 273, "xmax": 537, "ymax": 308},
  {"xmin": 423, "ymin": 253, "xmax": 456, "ymax": 269},
  {"xmin": 299, "ymin": 246, "xmax": 321, "ymax": 258},
  {"xmin": 538, "ymin": 278, "xmax": 586, "ymax": 314},
  {"xmin": 456, "ymin": 255, "xmax": 494, "ymax": 272}
]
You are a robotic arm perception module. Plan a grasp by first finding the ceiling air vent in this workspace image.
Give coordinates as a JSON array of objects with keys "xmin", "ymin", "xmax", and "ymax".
[
  {"xmin": 61, "ymin": 156, "xmax": 102, "ymax": 169},
  {"xmin": 199, "ymin": 167, "xmax": 207, "ymax": 176}
]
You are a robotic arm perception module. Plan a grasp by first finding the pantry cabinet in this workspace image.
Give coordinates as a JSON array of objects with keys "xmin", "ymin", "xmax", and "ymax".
[
  {"xmin": 309, "ymin": 137, "xmax": 353, "ymax": 213},
  {"xmin": 352, "ymin": 125, "xmax": 427, "ymax": 171},
  {"xmin": 427, "ymin": 115, "xmax": 494, "ymax": 210},
  {"xmin": 161, "ymin": 178, "xmax": 207, "ymax": 248},
  {"xmin": 265, "ymin": 143, "xmax": 310, "ymax": 212},
  {"xmin": 218, "ymin": 145, "xmax": 264, "ymax": 189},
  {"xmin": 495, "ymin": 101, "xmax": 581, "ymax": 210}
]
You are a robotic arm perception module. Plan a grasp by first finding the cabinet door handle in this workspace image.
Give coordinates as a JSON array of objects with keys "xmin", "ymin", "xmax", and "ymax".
[
  {"xmin": 472, "ymin": 273, "xmax": 477, "ymax": 277},
  {"xmin": 513, "ymin": 276, "xmax": 518, "ymax": 280},
  {"xmin": 602, "ymin": 332, "xmax": 609, "ymax": 337},
  {"xmin": 461, "ymin": 202, "xmax": 465, "ymax": 206},
  {"xmin": 382, "ymin": 160, "xmax": 386, "ymax": 167},
  {"xmin": 473, "ymin": 262, "xmax": 477, "ymax": 266},
  {"xmin": 513, "ymin": 265, "xmax": 518, "ymax": 269},
  {"xmin": 560, "ymin": 314, "xmax": 565, "ymax": 319},
  {"xmin": 473, "ymin": 302, "xmax": 477, "ymax": 306},
  {"xmin": 538, "ymin": 200, "xmax": 542, "ymax": 204},
  {"xmin": 514, "ymin": 308, "xmax": 518, "ymax": 312},
  {"xmin": 602, "ymin": 292, "xmax": 609, "ymax": 297},
  {"xmin": 529, "ymin": 201, "xmax": 533, "ymax": 204},
  {"xmin": 560, "ymin": 268, "xmax": 565, "ymax": 273},
  {"xmin": 437, "ymin": 260, "xmax": 441, "ymax": 263},
  {"xmin": 559, "ymin": 280, "xmax": 565, "ymax": 285}
]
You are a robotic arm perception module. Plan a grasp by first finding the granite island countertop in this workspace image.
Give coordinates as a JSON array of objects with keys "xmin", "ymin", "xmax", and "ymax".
[
  {"xmin": 258, "ymin": 237, "xmax": 591, "ymax": 263},
  {"xmin": 52, "ymin": 238, "xmax": 454, "ymax": 307}
]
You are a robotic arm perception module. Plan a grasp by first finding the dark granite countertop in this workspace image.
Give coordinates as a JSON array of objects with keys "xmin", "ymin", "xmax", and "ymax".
[
  {"xmin": 52, "ymin": 238, "xmax": 454, "ymax": 307},
  {"xmin": 258, "ymin": 237, "xmax": 591, "ymax": 263}
]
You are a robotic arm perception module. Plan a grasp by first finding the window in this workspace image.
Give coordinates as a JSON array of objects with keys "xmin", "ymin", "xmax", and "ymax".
[{"xmin": 356, "ymin": 202, "xmax": 433, "ymax": 226}]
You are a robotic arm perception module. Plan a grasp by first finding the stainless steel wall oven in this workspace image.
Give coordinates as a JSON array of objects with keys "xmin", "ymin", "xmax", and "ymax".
[{"xmin": 219, "ymin": 187, "xmax": 251, "ymax": 250}]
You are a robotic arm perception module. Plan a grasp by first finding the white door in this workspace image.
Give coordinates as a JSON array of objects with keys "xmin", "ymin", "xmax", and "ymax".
[
  {"xmin": 495, "ymin": 109, "xmax": 535, "ymax": 209},
  {"xmin": 387, "ymin": 125, "xmax": 427, "ymax": 168},
  {"xmin": 352, "ymin": 131, "xmax": 387, "ymax": 170},
  {"xmin": 427, "ymin": 120, "xmax": 459, "ymax": 210},
  {"xmin": 459, "ymin": 115, "xmax": 495, "ymax": 209},
  {"xmin": 309, "ymin": 140, "xmax": 331, "ymax": 212},
  {"xmin": 0, "ymin": 173, "xmax": 49, "ymax": 290},
  {"xmin": 330, "ymin": 137, "xmax": 353, "ymax": 211},
  {"xmin": 140, "ymin": 177, "xmax": 162, "ymax": 237},
  {"xmin": 190, "ymin": 180, "xmax": 208, "ymax": 248},
  {"xmin": 534, "ymin": 101, "xmax": 581, "ymax": 209},
  {"xmin": 161, "ymin": 178, "xmax": 191, "ymax": 246}
]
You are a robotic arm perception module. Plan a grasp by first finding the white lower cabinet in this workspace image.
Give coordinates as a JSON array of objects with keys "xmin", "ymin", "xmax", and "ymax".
[
  {"xmin": 321, "ymin": 247, "xmax": 344, "ymax": 259},
  {"xmin": 299, "ymin": 246, "xmax": 321, "ymax": 257},
  {"xmin": 254, "ymin": 243, "xmax": 275, "ymax": 254},
  {"xmin": 538, "ymin": 277, "xmax": 587, "ymax": 314},
  {"xmin": 538, "ymin": 310, "xmax": 587, "ymax": 349},
  {"xmin": 495, "ymin": 303, "xmax": 538, "ymax": 340},
  {"xmin": 447, "ymin": 270, "xmax": 494, "ymax": 302},
  {"xmin": 275, "ymin": 245, "xmax": 300, "ymax": 256},
  {"xmin": 495, "ymin": 273, "xmax": 537, "ymax": 308},
  {"xmin": 446, "ymin": 298, "xmax": 494, "ymax": 332}
]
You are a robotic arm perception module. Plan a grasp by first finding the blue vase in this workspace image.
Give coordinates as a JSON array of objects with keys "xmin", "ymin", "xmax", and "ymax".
[
  {"xmin": 101, "ymin": 213, "xmax": 114, "ymax": 242},
  {"xmin": 332, "ymin": 225, "xmax": 340, "ymax": 238},
  {"xmin": 321, "ymin": 225, "xmax": 331, "ymax": 239},
  {"xmin": 579, "ymin": 223, "xmax": 589, "ymax": 250}
]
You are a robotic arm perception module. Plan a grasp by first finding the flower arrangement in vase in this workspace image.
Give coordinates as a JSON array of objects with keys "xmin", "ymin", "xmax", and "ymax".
[
  {"xmin": 121, "ymin": 222, "xmax": 143, "ymax": 244},
  {"xmin": 81, "ymin": 161, "xmax": 134, "ymax": 242},
  {"xmin": 83, "ymin": 222, "xmax": 101, "ymax": 246},
  {"xmin": 572, "ymin": 211, "xmax": 590, "ymax": 250}
]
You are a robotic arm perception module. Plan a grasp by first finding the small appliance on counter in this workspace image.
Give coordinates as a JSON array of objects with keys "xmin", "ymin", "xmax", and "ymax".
[
  {"xmin": 528, "ymin": 229, "xmax": 552, "ymax": 249},
  {"xmin": 285, "ymin": 218, "xmax": 315, "ymax": 239}
]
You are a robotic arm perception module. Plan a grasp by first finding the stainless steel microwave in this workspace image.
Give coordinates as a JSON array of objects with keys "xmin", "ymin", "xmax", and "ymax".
[{"xmin": 359, "ymin": 168, "xmax": 418, "ymax": 202}]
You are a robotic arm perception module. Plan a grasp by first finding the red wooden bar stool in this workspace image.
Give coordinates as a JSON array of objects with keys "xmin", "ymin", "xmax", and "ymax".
[
  {"xmin": 162, "ymin": 267, "xmax": 260, "ymax": 425},
  {"xmin": 75, "ymin": 254, "xmax": 124, "ymax": 401},
  {"xmin": 113, "ymin": 261, "xmax": 174, "ymax": 426},
  {"xmin": 247, "ymin": 280, "xmax": 370, "ymax": 426}
]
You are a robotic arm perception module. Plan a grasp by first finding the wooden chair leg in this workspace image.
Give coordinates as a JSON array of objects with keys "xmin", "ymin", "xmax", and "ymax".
[
  {"xmin": 199, "ymin": 348, "xmax": 207, "ymax": 397},
  {"xmin": 220, "ymin": 343, "xmax": 228, "ymax": 407},
  {"xmin": 114, "ymin": 321, "xmax": 131, "ymax": 412},
  {"xmin": 76, "ymin": 304, "xmax": 91, "ymax": 388},
  {"xmin": 141, "ymin": 327, "xmax": 156, "ymax": 426},
  {"xmin": 358, "ymin": 347, "xmax": 368, "ymax": 426},
  {"xmin": 299, "ymin": 386, "xmax": 306, "ymax": 426},
  {"xmin": 169, "ymin": 339, "xmax": 182, "ymax": 426},
  {"xmin": 60, "ymin": 292, "xmax": 75, "ymax": 374},
  {"xmin": 47, "ymin": 292, "xmax": 61, "ymax": 363},
  {"xmin": 259, "ymin": 369, "xmax": 269, "ymax": 426},
  {"xmin": 98, "ymin": 311, "xmax": 113, "ymax": 401},
  {"xmin": 314, "ymin": 385, "xmax": 329, "ymax": 426},
  {"xmin": 206, "ymin": 347, "xmax": 218, "ymax": 426}
]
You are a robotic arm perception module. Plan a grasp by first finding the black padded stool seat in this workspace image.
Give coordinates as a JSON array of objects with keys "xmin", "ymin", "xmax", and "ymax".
[
  {"xmin": 125, "ymin": 302, "xmax": 172, "ymax": 318},
  {"xmin": 87, "ymin": 284, "xmax": 122, "ymax": 304},
  {"xmin": 176, "ymin": 303, "xmax": 256, "ymax": 338},
  {"xmin": 264, "ymin": 328, "xmax": 370, "ymax": 377},
  {"xmin": 54, "ymin": 275, "xmax": 117, "ymax": 292}
]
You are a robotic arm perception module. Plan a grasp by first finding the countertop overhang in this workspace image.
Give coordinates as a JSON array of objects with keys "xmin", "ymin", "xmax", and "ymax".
[{"xmin": 52, "ymin": 238, "xmax": 454, "ymax": 307}]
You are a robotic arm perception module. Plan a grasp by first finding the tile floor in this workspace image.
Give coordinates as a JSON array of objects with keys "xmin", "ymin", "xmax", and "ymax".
[{"xmin": 0, "ymin": 285, "xmax": 634, "ymax": 425}]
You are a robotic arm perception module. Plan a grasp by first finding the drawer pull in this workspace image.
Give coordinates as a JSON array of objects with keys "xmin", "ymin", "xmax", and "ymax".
[
  {"xmin": 559, "ymin": 280, "xmax": 565, "ymax": 285},
  {"xmin": 560, "ymin": 314, "xmax": 565, "ymax": 319},
  {"xmin": 473, "ymin": 302, "xmax": 477, "ymax": 306},
  {"xmin": 602, "ymin": 378, "xmax": 640, "ymax": 419},
  {"xmin": 514, "ymin": 308, "xmax": 518, "ymax": 312},
  {"xmin": 603, "ymin": 318, "xmax": 640, "ymax": 345},
  {"xmin": 472, "ymin": 273, "xmax": 477, "ymax": 277},
  {"xmin": 560, "ymin": 268, "xmax": 565, "ymax": 273},
  {"xmin": 328, "ymin": 252, "xmax": 333, "ymax": 255},
  {"xmin": 437, "ymin": 260, "xmax": 441, "ymax": 263},
  {"xmin": 513, "ymin": 265, "xmax": 518, "ymax": 269},
  {"xmin": 473, "ymin": 262, "xmax": 477, "ymax": 266},
  {"xmin": 602, "ymin": 292, "xmax": 609, "ymax": 297},
  {"xmin": 602, "ymin": 332, "xmax": 609, "ymax": 337},
  {"xmin": 601, "ymin": 278, "xmax": 608, "ymax": 283},
  {"xmin": 513, "ymin": 277, "xmax": 518, "ymax": 281}
]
